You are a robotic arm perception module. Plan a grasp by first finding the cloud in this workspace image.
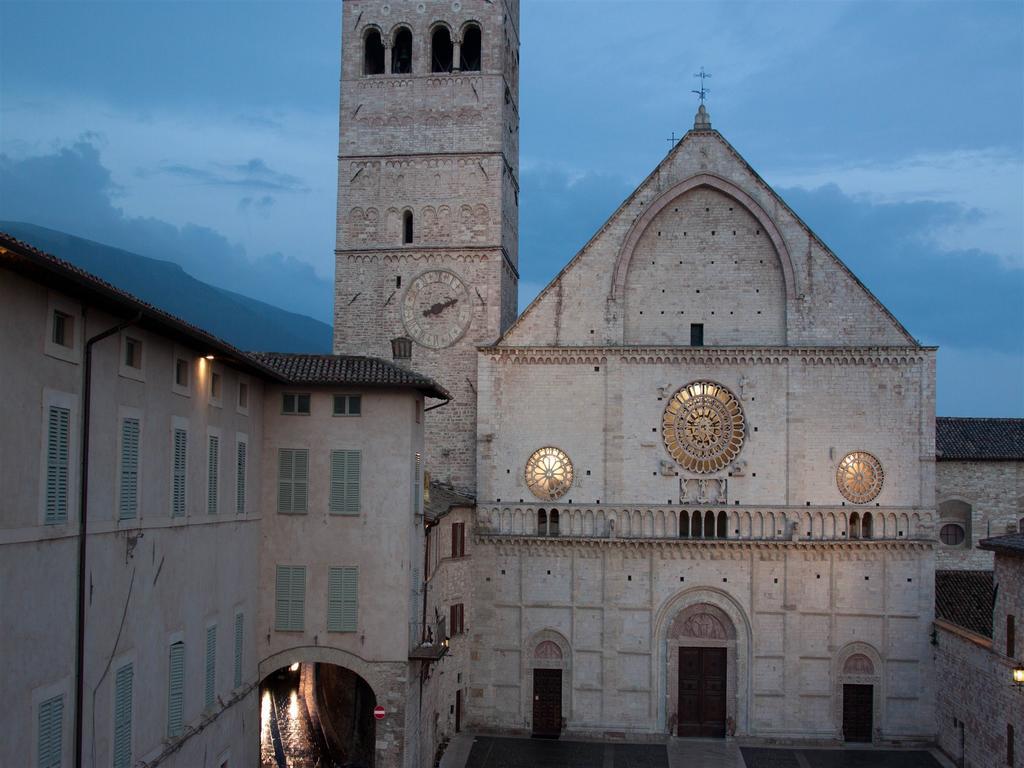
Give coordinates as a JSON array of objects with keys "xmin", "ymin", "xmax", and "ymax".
[
  {"xmin": 0, "ymin": 140, "xmax": 333, "ymax": 322},
  {"xmin": 153, "ymin": 157, "xmax": 308, "ymax": 192},
  {"xmin": 239, "ymin": 195, "xmax": 276, "ymax": 217}
]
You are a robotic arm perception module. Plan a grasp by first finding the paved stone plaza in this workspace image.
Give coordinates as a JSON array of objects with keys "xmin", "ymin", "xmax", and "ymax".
[{"xmin": 452, "ymin": 736, "xmax": 950, "ymax": 768}]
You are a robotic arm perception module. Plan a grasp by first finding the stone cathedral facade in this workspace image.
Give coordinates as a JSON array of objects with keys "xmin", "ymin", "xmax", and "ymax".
[{"xmin": 335, "ymin": 0, "xmax": 938, "ymax": 753}]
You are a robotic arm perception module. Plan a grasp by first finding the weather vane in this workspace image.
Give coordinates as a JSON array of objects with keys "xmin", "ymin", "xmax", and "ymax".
[{"xmin": 692, "ymin": 67, "xmax": 711, "ymax": 104}]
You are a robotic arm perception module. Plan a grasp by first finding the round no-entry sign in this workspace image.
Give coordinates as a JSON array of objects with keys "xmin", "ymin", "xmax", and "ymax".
[{"xmin": 373, "ymin": 705, "xmax": 386, "ymax": 720}]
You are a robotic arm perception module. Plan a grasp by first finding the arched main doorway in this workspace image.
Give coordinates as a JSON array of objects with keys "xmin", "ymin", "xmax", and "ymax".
[{"xmin": 260, "ymin": 661, "xmax": 376, "ymax": 768}]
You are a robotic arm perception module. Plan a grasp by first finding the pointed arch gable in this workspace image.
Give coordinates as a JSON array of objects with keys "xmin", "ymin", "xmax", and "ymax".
[{"xmin": 611, "ymin": 173, "xmax": 797, "ymax": 304}]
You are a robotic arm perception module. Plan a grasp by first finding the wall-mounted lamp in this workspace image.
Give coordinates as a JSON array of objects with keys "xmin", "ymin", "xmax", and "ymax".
[
  {"xmin": 204, "ymin": 354, "xmax": 215, "ymax": 360},
  {"xmin": 1013, "ymin": 665, "xmax": 1024, "ymax": 693}
]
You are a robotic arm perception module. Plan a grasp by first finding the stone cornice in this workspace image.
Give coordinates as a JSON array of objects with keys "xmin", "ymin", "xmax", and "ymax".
[
  {"xmin": 478, "ymin": 345, "xmax": 935, "ymax": 366},
  {"xmin": 475, "ymin": 534, "xmax": 935, "ymax": 555}
]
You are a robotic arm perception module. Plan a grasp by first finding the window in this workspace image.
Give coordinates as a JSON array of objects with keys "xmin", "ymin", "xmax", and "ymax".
[
  {"xmin": 327, "ymin": 566, "xmax": 358, "ymax": 632},
  {"xmin": 37, "ymin": 694, "xmax": 63, "ymax": 768},
  {"xmin": 119, "ymin": 418, "xmax": 140, "ymax": 520},
  {"xmin": 207, "ymin": 435, "xmax": 219, "ymax": 515},
  {"xmin": 431, "ymin": 26, "xmax": 453, "ymax": 72},
  {"xmin": 236, "ymin": 441, "xmax": 247, "ymax": 515},
  {"xmin": 861, "ymin": 511, "xmax": 873, "ymax": 539},
  {"xmin": 204, "ymin": 625, "xmax": 217, "ymax": 709},
  {"xmin": 278, "ymin": 449, "xmax": 309, "ymax": 513},
  {"xmin": 549, "ymin": 509, "xmax": 560, "ymax": 536},
  {"xmin": 113, "ymin": 663, "xmax": 133, "ymax": 768},
  {"xmin": 690, "ymin": 323, "xmax": 704, "ymax": 346},
  {"xmin": 1009, "ymin": 615, "xmax": 1016, "ymax": 658},
  {"xmin": 175, "ymin": 358, "xmax": 190, "ymax": 389},
  {"xmin": 364, "ymin": 29, "xmax": 385, "ymax": 75},
  {"xmin": 237, "ymin": 381, "xmax": 248, "ymax": 410},
  {"xmin": 171, "ymin": 428, "xmax": 187, "ymax": 518},
  {"xmin": 449, "ymin": 603, "xmax": 465, "ymax": 636},
  {"xmin": 274, "ymin": 565, "xmax": 306, "ymax": 631},
  {"xmin": 167, "ymin": 642, "xmax": 185, "ymax": 738},
  {"xmin": 392, "ymin": 27, "xmax": 412, "ymax": 73},
  {"xmin": 333, "ymin": 394, "xmax": 362, "ymax": 416},
  {"xmin": 124, "ymin": 337, "xmax": 142, "ymax": 369},
  {"xmin": 938, "ymin": 499, "xmax": 972, "ymax": 545},
  {"xmin": 451, "ymin": 522, "xmax": 465, "ymax": 558},
  {"xmin": 1009, "ymin": 723, "xmax": 1015, "ymax": 767},
  {"xmin": 460, "ymin": 24, "xmax": 481, "ymax": 71},
  {"xmin": 403, "ymin": 210, "xmax": 414, "ymax": 244},
  {"xmin": 210, "ymin": 371, "xmax": 222, "ymax": 402},
  {"xmin": 282, "ymin": 393, "xmax": 311, "ymax": 415},
  {"xmin": 940, "ymin": 523, "xmax": 965, "ymax": 546},
  {"xmin": 233, "ymin": 613, "xmax": 244, "ymax": 689},
  {"xmin": 329, "ymin": 450, "xmax": 361, "ymax": 515},
  {"xmin": 537, "ymin": 509, "xmax": 547, "ymax": 536},
  {"xmin": 45, "ymin": 406, "xmax": 71, "ymax": 524},
  {"xmin": 52, "ymin": 310, "xmax": 72, "ymax": 347}
]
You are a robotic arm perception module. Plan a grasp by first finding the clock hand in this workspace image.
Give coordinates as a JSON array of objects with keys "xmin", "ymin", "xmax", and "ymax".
[{"xmin": 422, "ymin": 298, "xmax": 459, "ymax": 317}]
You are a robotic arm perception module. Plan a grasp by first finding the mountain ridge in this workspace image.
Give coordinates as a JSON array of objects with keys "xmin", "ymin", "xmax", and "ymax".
[{"xmin": 0, "ymin": 221, "xmax": 332, "ymax": 353}]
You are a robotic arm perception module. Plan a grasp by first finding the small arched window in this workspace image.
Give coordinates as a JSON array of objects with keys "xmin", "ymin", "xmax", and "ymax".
[
  {"xmin": 862, "ymin": 512, "xmax": 873, "ymax": 540},
  {"xmin": 716, "ymin": 511, "xmax": 728, "ymax": 539},
  {"xmin": 692, "ymin": 510, "xmax": 703, "ymax": 538},
  {"xmin": 364, "ymin": 29, "xmax": 385, "ymax": 75},
  {"xmin": 537, "ymin": 509, "xmax": 547, "ymax": 536},
  {"xmin": 940, "ymin": 523, "xmax": 965, "ymax": 546},
  {"xmin": 460, "ymin": 24, "xmax": 481, "ymax": 71},
  {"xmin": 392, "ymin": 27, "xmax": 412, "ymax": 74},
  {"xmin": 431, "ymin": 27, "xmax": 453, "ymax": 73},
  {"xmin": 849, "ymin": 512, "xmax": 861, "ymax": 539},
  {"xmin": 704, "ymin": 510, "xmax": 716, "ymax": 539},
  {"xmin": 549, "ymin": 509, "xmax": 560, "ymax": 536},
  {"xmin": 403, "ymin": 210, "xmax": 413, "ymax": 244},
  {"xmin": 679, "ymin": 511, "xmax": 690, "ymax": 538}
]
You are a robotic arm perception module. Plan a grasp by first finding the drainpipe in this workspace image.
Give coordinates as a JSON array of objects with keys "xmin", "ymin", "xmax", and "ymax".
[{"xmin": 74, "ymin": 311, "xmax": 141, "ymax": 768}]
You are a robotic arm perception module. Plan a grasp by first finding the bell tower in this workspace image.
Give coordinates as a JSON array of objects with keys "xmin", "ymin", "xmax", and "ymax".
[{"xmin": 333, "ymin": 0, "xmax": 520, "ymax": 493}]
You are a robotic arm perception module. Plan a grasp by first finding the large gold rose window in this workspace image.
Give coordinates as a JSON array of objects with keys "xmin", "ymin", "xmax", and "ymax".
[
  {"xmin": 836, "ymin": 451, "xmax": 884, "ymax": 503},
  {"xmin": 662, "ymin": 381, "xmax": 745, "ymax": 473},
  {"xmin": 525, "ymin": 447, "xmax": 574, "ymax": 500}
]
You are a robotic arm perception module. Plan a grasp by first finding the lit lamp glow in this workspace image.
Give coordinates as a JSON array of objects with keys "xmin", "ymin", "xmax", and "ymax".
[
  {"xmin": 1013, "ymin": 666, "xmax": 1024, "ymax": 690},
  {"xmin": 204, "ymin": 354, "xmax": 215, "ymax": 360}
]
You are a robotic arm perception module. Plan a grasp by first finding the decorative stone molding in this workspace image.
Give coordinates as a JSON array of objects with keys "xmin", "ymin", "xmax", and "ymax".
[
  {"xmin": 610, "ymin": 173, "xmax": 798, "ymax": 304},
  {"xmin": 481, "ymin": 345, "xmax": 932, "ymax": 367}
]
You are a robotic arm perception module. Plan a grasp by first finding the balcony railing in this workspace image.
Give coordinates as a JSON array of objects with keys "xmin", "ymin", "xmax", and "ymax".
[
  {"xmin": 477, "ymin": 503, "xmax": 934, "ymax": 542},
  {"xmin": 409, "ymin": 615, "xmax": 448, "ymax": 661}
]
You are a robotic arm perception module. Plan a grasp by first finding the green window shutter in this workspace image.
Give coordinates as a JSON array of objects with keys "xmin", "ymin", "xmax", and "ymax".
[
  {"xmin": 278, "ymin": 448, "xmax": 307, "ymax": 514},
  {"xmin": 236, "ymin": 441, "xmax": 246, "ymax": 515},
  {"xmin": 292, "ymin": 449, "xmax": 308, "ymax": 513},
  {"xmin": 329, "ymin": 450, "xmax": 361, "ymax": 515},
  {"xmin": 277, "ymin": 449, "xmax": 293, "ymax": 513},
  {"xmin": 167, "ymin": 642, "xmax": 185, "ymax": 738},
  {"xmin": 207, "ymin": 436, "xmax": 219, "ymax": 515},
  {"xmin": 118, "ymin": 418, "xmax": 140, "ymax": 520},
  {"xmin": 171, "ymin": 429, "xmax": 187, "ymax": 518},
  {"xmin": 113, "ymin": 663, "xmax": 133, "ymax": 768},
  {"xmin": 328, "ymin": 566, "xmax": 358, "ymax": 632},
  {"xmin": 233, "ymin": 613, "xmax": 244, "ymax": 689},
  {"xmin": 275, "ymin": 566, "xmax": 306, "ymax": 631},
  {"xmin": 204, "ymin": 625, "xmax": 217, "ymax": 708},
  {"xmin": 37, "ymin": 694, "xmax": 63, "ymax": 768},
  {"xmin": 45, "ymin": 406, "xmax": 70, "ymax": 524},
  {"xmin": 290, "ymin": 566, "xmax": 306, "ymax": 630}
]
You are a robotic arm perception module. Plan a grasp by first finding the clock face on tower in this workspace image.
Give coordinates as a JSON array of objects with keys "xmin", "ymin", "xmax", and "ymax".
[{"xmin": 401, "ymin": 269, "xmax": 473, "ymax": 349}]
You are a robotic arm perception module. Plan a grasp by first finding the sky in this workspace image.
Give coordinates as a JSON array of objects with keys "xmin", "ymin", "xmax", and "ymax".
[{"xmin": 0, "ymin": 0, "xmax": 1021, "ymax": 415}]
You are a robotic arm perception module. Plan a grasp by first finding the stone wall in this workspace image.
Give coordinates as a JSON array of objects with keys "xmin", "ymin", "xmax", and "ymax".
[
  {"xmin": 934, "ymin": 619, "xmax": 1022, "ymax": 767},
  {"xmin": 936, "ymin": 460, "xmax": 1024, "ymax": 569},
  {"xmin": 420, "ymin": 505, "xmax": 476, "ymax": 767},
  {"xmin": 467, "ymin": 538, "xmax": 937, "ymax": 742}
]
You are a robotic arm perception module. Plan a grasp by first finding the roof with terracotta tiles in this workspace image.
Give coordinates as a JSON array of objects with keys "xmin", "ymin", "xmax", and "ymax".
[
  {"xmin": 935, "ymin": 569, "xmax": 995, "ymax": 637},
  {"xmin": 250, "ymin": 352, "xmax": 449, "ymax": 399},
  {"xmin": 936, "ymin": 417, "xmax": 1024, "ymax": 461}
]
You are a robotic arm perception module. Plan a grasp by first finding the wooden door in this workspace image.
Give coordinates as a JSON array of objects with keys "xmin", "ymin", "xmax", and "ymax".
[
  {"xmin": 677, "ymin": 647, "xmax": 727, "ymax": 737},
  {"xmin": 531, "ymin": 669, "xmax": 562, "ymax": 738},
  {"xmin": 455, "ymin": 689, "xmax": 462, "ymax": 733},
  {"xmin": 842, "ymin": 684, "xmax": 873, "ymax": 742}
]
